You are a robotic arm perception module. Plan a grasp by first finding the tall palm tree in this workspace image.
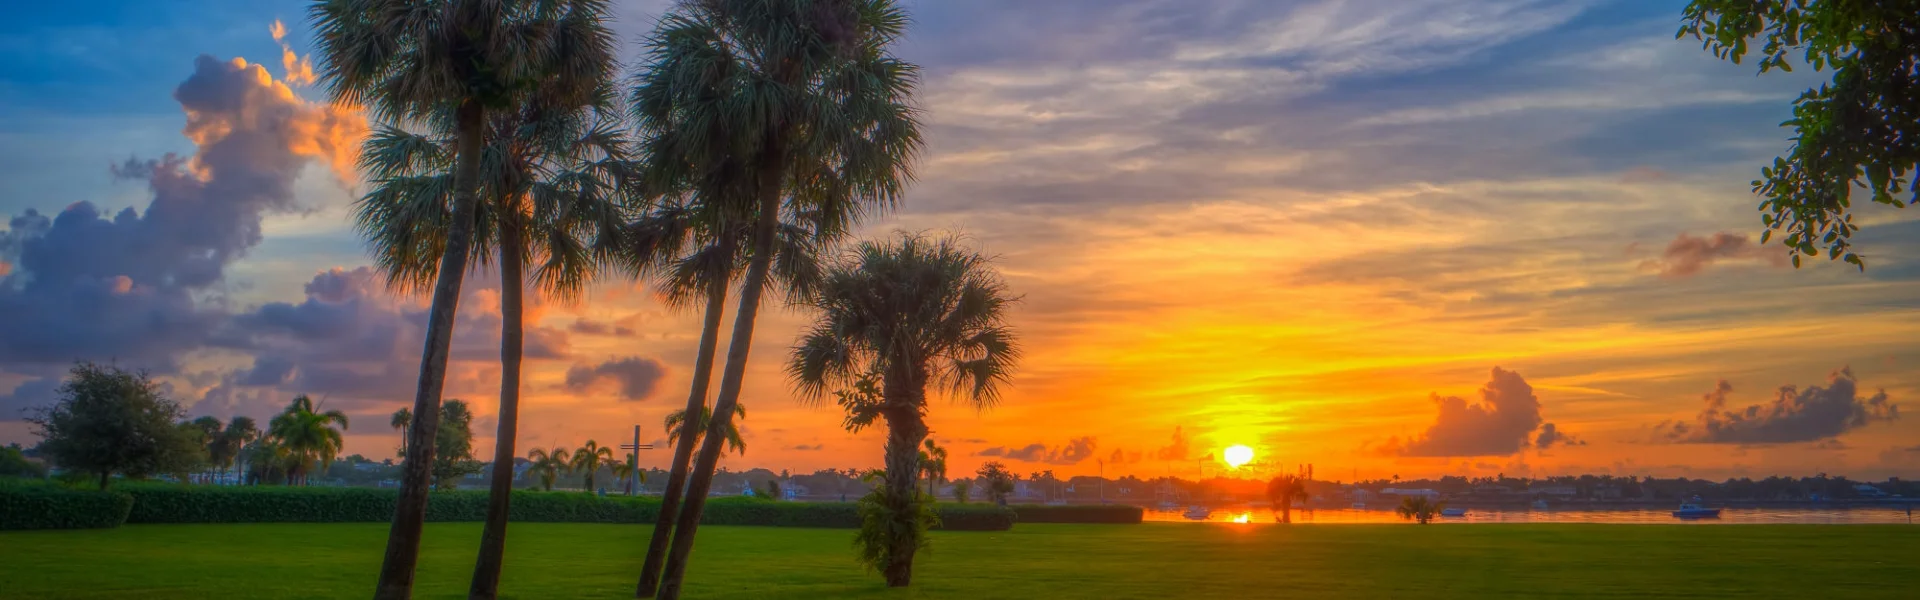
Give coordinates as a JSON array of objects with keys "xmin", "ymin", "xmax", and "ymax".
[
  {"xmin": 526, "ymin": 447, "xmax": 571, "ymax": 492},
  {"xmin": 214, "ymin": 416, "xmax": 258, "ymax": 484},
  {"xmin": 268, "ymin": 395, "xmax": 350, "ymax": 486},
  {"xmin": 359, "ymin": 97, "xmax": 638, "ymax": 598},
  {"xmin": 918, "ymin": 440, "xmax": 947, "ymax": 497},
  {"xmin": 790, "ymin": 233, "xmax": 1019, "ymax": 587},
  {"xmin": 636, "ymin": 2, "xmax": 923, "ymax": 596},
  {"xmin": 310, "ymin": 2, "xmax": 616, "ymax": 596},
  {"xmin": 1267, "ymin": 475, "xmax": 1308, "ymax": 524},
  {"xmin": 663, "ymin": 404, "xmax": 748, "ymax": 457},
  {"xmin": 570, "ymin": 440, "xmax": 614, "ymax": 493}
]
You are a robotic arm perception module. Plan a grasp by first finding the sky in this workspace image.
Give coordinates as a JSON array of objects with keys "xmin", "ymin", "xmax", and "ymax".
[{"xmin": 2, "ymin": 0, "xmax": 1916, "ymax": 483}]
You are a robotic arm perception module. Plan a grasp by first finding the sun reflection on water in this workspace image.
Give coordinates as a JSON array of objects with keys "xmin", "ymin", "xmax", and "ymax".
[{"xmin": 1231, "ymin": 512, "xmax": 1251, "ymax": 524}]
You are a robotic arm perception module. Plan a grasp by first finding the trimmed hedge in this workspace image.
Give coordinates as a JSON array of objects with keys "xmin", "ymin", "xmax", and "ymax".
[
  {"xmin": 1010, "ymin": 503, "xmax": 1144, "ymax": 524},
  {"xmin": 0, "ymin": 483, "xmax": 134, "ymax": 530},
  {"xmin": 112, "ymin": 485, "xmax": 1013, "ymax": 530}
]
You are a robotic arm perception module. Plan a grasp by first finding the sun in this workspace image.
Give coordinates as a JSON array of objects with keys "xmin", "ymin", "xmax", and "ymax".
[{"xmin": 1223, "ymin": 444, "xmax": 1254, "ymax": 468}]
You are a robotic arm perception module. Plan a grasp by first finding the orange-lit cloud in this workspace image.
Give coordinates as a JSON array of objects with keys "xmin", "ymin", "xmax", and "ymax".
[{"xmin": 270, "ymin": 20, "xmax": 316, "ymax": 87}]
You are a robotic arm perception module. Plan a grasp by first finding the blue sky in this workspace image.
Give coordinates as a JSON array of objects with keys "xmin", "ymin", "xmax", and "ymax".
[{"xmin": 2, "ymin": 0, "xmax": 1915, "ymax": 479}]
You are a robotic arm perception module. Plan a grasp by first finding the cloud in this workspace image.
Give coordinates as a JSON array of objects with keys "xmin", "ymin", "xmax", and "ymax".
[
  {"xmin": 1658, "ymin": 368, "xmax": 1897, "ymax": 444},
  {"xmin": 975, "ymin": 436, "xmax": 1098, "ymax": 465},
  {"xmin": 790, "ymin": 444, "xmax": 824, "ymax": 451},
  {"xmin": 1534, "ymin": 422, "xmax": 1584, "ymax": 449},
  {"xmin": 565, "ymin": 357, "xmax": 669, "ymax": 401},
  {"xmin": 269, "ymin": 20, "xmax": 316, "ymax": 86},
  {"xmin": 1386, "ymin": 367, "xmax": 1563, "ymax": 457},
  {"xmin": 0, "ymin": 376, "xmax": 61, "ymax": 420},
  {"xmin": 1107, "ymin": 448, "xmax": 1143, "ymax": 464},
  {"xmin": 567, "ymin": 319, "xmax": 636, "ymax": 337},
  {"xmin": 1154, "ymin": 426, "xmax": 1191, "ymax": 461},
  {"xmin": 0, "ymin": 55, "xmax": 364, "ymax": 373},
  {"xmin": 1639, "ymin": 232, "xmax": 1785, "ymax": 278}
]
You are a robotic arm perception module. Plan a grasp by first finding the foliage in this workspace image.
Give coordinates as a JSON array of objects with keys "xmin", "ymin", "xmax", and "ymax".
[
  {"xmin": 527, "ymin": 447, "xmax": 571, "ymax": 492},
  {"xmin": 571, "ymin": 440, "xmax": 615, "ymax": 492},
  {"xmin": 664, "ymin": 404, "xmax": 748, "ymax": 456},
  {"xmin": 1396, "ymin": 496, "xmax": 1446, "ymax": 525},
  {"xmin": 429, "ymin": 400, "xmax": 482, "ymax": 491},
  {"xmin": 204, "ymin": 417, "xmax": 258, "ymax": 482},
  {"xmin": 1267, "ymin": 475, "xmax": 1309, "ymax": 524},
  {"xmin": 0, "ymin": 481, "xmax": 134, "ymax": 530},
  {"xmin": 853, "ymin": 472, "xmax": 939, "ymax": 577},
  {"xmin": 0, "ymin": 444, "xmax": 47, "ymax": 479},
  {"xmin": 762, "ymin": 479, "xmax": 783, "ymax": 500},
  {"xmin": 1678, "ymin": 1, "xmax": 1919, "ymax": 268},
  {"xmin": 918, "ymin": 440, "xmax": 948, "ymax": 496},
  {"xmin": 25, "ymin": 362, "xmax": 202, "ymax": 489},
  {"xmin": 950, "ymin": 478, "xmax": 972, "ymax": 504},
  {"xmin": 267, "ymin": 395, "xmax": 350, "ymax": 485},
  {"xmin": 1008, "ymin": 504, "xmax": 1144, "ymax": 524},
  {"xmin": 976, "ymin": 462, "xmax": 1018, "ymax": 505}
]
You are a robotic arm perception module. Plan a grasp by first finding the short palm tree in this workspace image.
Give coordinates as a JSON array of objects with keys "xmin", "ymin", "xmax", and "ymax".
[
  {"xmin": 268, "ymin": 395, "xmax": 349, "ymax": 486},
  {"xmin": 610, "ymin": 460, "xmax": 644, "ymax": 495},
  {"xmin": 1267, "ymin": 475, "xmax": 1308, "ymax": 524},
  {"xmin": 663, "ymin": 404, "xmax": 748, "ymax": 457},
  {"xmin": 526, "ymin": 447, "xmax": 571, "ymax": 492},
  {"xmin": 790, "ymin": 232, "xmax": 1019, "ymax": 587},
  {"xmin": 1397, "ymin": 496, "xmax": 1445, "ymax": 525},
  {"xmin": 214, "ymin": 416, "xmax": 258, "ymax": 484},
  {"xmin": 918, "ymin": 440, "xmax": 947, "ymax": 497},
  {"xmin": 571, "ymin": 440, "xmax": 614, "ymax": 493},
  {"xmin": 310, "ymin": 1, "xmax": 617, "ymax": 596},
  {"xmin": 635, "ymin": 2, "xmax": 924, "ymax": 596}
]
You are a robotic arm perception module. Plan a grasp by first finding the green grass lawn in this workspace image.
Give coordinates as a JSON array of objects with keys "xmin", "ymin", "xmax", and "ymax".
[{"xmin": 2, "ymin": 523, "xmax": 1914, "ymax": 599}]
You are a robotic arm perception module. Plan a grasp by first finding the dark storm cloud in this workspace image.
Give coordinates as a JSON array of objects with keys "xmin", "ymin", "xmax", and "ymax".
[
  {"xmin": 565, "ymin": 357, "xmax": 669, "ymax": 401},
  {"xmin": 0, "ymin": 55, "xmax": 362, "ymax": 372},
  {"xmin": 1387, "ymin": 367, "xmax": 1566, "ymax": 457},
  {"xmin": 0, "ymin": 376, "xmax": 61, "ymax": 419},
  {"xmin": 1639, "ymin": 232, "xmax": 1784, "ymax": 278},
  {"xmin": 1534, "ymin": 422, "xmax": 1584, "ymax": 449},
  {"xmin": 1658, "ymin": 368, "xmax": 1898, "ymax": 444},
  {"xmin": 976, "ymin": 436, "xmax": 1098, "ymax": 465},
  {"xmin": 567, "ymin": 318, "xmax": 636, "ymax": 337}
]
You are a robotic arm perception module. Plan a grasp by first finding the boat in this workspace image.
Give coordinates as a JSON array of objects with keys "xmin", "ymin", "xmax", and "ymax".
[
  {"xmin": 1531, "ymin": 499, "xmax": 1550, "ymax": 510},
  {"xmin": 1440, "ymin": 507, "xmax": 1467, "ymax": 517},
  {"xmin": 1182, "ymin": 505, "xmax": 1212, "ymax": 520},
  {"xmin": 1672, "ymin": 499, "xmax": 1722, "ymax": 519}
]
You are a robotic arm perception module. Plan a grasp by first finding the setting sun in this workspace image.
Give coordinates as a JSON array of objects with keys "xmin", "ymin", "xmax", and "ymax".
[{"xmin": 1223, "ymin": 445, "xmax": 1254, "ymax": 469}]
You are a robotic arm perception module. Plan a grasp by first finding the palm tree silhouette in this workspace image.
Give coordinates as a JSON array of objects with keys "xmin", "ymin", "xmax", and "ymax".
[
  {"xmin": 571, "ymin": 440, "xmax": 614, "ymax": 493},
  {"xmin": 919, "ymin": 440, "xmax": 948, "ymax": 497},
  {"xmin": 526, "ymin": 447, "xmax": 571, "ymax": 492},
  {"xmin": 310, "ymin": 1, "xmax": 617, "ymax": 595},
  {"xmin": 635, "ymin": 2, "xmax": 924, "ymax": 595},
  {"xmin": 268, "ymin": 395, "xmax": 349, "ymax": 486},
  {"xmin": 663, "ymin": 404, "xmax": 748, "ymax": 457},
  {"xmin": 791, "ymin": 233, "xmax": 1019, "ymax": 587},
  {"xmin": 1267, "ymin": 475, "xmax": 1308, "ymax": 524}
]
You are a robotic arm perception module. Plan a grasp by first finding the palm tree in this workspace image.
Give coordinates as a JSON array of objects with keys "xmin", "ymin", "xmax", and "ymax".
[
  {"xmin": 267, "ymin": 395, "xmax": 350, "ymax": 486},
  {"xmin": 611, "ymin": 459, "xmax": 643, "ymax": 495},
  {"xmin": 213, "ymin": 416, "xmax": 258, "ymax": 484},
  {"xmin": 1396, "ymin": 496, "xmax": 1445, "ymax": 525},
  {"xmin": 637, "ymin": 1, "xmax": 923, "ymax": 596},
  {"xmin": 571, "ymin": 440, "xmax": 614, "ymax": 493},
  {"xmin": 790, "ymin": 233, "xmax": 1019, "ymax": 587},
  {"xmin": 663, "ymin": 404, "xmax": 748, "ymax": 457},
  {"xmin": 1267, "ymin": 475, "xmax": 1308, "ymax": 524},
  {"xmin": 918, "ymin": 440, "xmax": 947, "ymax": 498},
  {"xmin": 526, "ymin": 447, "xmax": 571, "ymax": 492},
  {"xmin": 310, "ymin": 1, "xmax": 617, "ymax": 596},
  {"xmin": 359, "ymin": 97, "xmax": 637, "ymax": 598}
]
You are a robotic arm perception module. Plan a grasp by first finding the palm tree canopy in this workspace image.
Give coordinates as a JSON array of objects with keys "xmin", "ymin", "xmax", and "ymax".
[
  {"xmin": 789, "ymin": 232, "xmax": 1019, "ymax": 410},
  {"xmin": 664, "ymin": 404, "xmax": 748, "ymax": 456},
  {"xmin": 390, "ymin": 408, "xmax": 411, "ymax": 431},
  {"xmin": 571, "ymin": 440, "xmax": 614, "ymax": 472},
  {"xmin": 269, "ymin": 395, "xmax": 351, "ymax": 472}
]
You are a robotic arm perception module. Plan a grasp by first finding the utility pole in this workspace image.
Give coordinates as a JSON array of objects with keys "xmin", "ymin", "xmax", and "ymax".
[{"xmin": 618, "ymin": 425, "xmax": 654, "ymax": 496}]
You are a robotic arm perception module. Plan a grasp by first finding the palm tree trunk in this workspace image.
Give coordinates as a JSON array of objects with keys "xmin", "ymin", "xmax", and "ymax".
[
  {"xmin": 635, "ymin": 276, "xmax": 727, "ymax": 597},
  {"xmin": 469, "ymin": 222, "xmax": 526, "ymax": 600},
  {"xmin": 375, "ymin": 99, "xmax": 486, "ymax": 600},
  {"xmin": 657, "ymin": 156, "xmax": 786, "ymax": 600},
  {"xmin": 880, "ymin": 403, "xmax": 928, "ymax": 588}
]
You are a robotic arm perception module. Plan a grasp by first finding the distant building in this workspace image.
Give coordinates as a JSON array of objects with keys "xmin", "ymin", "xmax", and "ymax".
[
  {"xmin": 1380, "ymin": 488, "xmax": 1440, "ymax": 498},
  {"xmin": 1854, "ymin": 484, "xmax": 1889, "ymax": 498},
  {"xmin": 1530, "ymin": 485, "xmax": 1578, "ymax": 497}
]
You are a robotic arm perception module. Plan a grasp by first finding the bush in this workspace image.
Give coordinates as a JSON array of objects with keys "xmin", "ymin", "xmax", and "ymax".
[
  {"xmin": 1010, "ymin": 503, "xmax": 1143, "ymax": 524},
  {"xmin": 0, "ymin": 481, "xmax": 134, "ymax": 530},
  {"xmin": 110, "ymin": 484, "xmax": 1013, "ymax": 530}
]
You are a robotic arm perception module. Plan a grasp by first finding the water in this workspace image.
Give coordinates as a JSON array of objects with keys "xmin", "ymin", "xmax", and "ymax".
[{"xmin": 1142, "ymin": 505, "xmax": 1919, "ymax": 524}]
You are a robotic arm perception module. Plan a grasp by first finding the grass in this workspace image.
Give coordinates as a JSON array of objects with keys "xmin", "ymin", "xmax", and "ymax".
[{"xmin": 2, "ymin": 522, "xmax": 1915, "ymax": 599}]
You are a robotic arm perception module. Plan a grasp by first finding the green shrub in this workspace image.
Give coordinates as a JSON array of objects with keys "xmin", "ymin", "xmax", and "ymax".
[
  {"xmin": 0, "ymin": 482, "xmax": 133, "ymax": 530},
  {"xmin": 1010, "ymin": 503, "xmax": 1143, "ymax": 524},
  {"xmin": 935, "ymin": 504, "xmax": 1017, "ymax": 531}
]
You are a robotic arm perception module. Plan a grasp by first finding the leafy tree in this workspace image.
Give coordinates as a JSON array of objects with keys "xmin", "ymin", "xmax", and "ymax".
[
  {"xmin": 1, "ymin": 443, "xmax": 46, "ymax": 479},
  {"xmin": 1267, "ymin": 475, "xmax": 1308, "ymax": 524},
  {"xmin": 792, "ymin": 233, "xmax": 1018, "ymax": 586},
  {"xmin": 393, "ymin": 401, "xmax": 481, "ymax": 491},
  {"xmin": 310, "ymin": 1, "xmax": 616, "ymax": 595},
  {"xmin": 918, "ymin": 440, "xmax": 948, "ymax": 497},
  {"xmin": 663, "ymin": 404, "xmax": 748, "ymax": 457},
  {"xmin": 571, "ymin": 440, "xmax": 614, "ymax": 492},
  {"xmin": 527, "ymin": 447, "xmax": 571, "ymax": 492},
  {"xmin": 762, "ymin": 479, "xmax": 783, "ymax": 500},
  {"xmin": 26, "ymin": 362, "xmax": 199, "ymax": 489},
  {"xmin": 268, "ymin": 395, "xmax": 349, "ymax": 486},
  {"xmin": 950, "ymin": 477, "xmax": 972, "ymax": 504},
  {"xmin": 635, "ymin": 1, "xmax": 924, "ymax": 596},
  {"xmin": 1395, "ymin": 496, "xmax": 1445, "ymax": 525},
  {"xmin": 1679, "ymin": 1, "xmax": 1919, "ymax": 268},
  {"xmin": 977, "ymin": 462, "xmax": 1017, "ymax": 506}
]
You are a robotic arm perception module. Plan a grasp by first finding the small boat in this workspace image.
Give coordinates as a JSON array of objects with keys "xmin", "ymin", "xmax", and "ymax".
[
  {"xmin": 1531, "ymin": 499, "xmax": 1550, "ymax": 510},
  {"xmin": 1182, "ymin": 505, "xmax": 1212, "ymax": 520},
  {"xmin": 1672, "ymin": 500, "xmax": 1722, "ymax": 519},
  {"xmin": 1440, "ymin": 507, "xmax": 1467, "ymax": 517}
]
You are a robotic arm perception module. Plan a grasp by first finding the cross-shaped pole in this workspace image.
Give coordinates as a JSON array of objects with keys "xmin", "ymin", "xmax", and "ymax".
[{"xmin": 619, "ymin": 424, "xmax": 655, "ymax": 496}]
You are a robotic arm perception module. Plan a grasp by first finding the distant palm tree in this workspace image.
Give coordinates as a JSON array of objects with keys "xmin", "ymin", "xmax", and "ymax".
[
  {"xmin": 610, "ymin": 460, "xmax": 644, "ymax": 495},
  {"xmin": 919, "ymin": 440, "xmax": 948, "ymax": 498},
  {"xmin": 634, "ymin": 1, "xmax": 924, "ymax": 596},
  {"xmin": 791, "ymin": 233, "xmax": 1019, "ymax": 587},
  {"xmin": 268, "ymin": 395, "xmax": 349, "ymax": 485},
  {"xmin": 663, "ymin": 404, "xmax": 748, "ymax": 457},
  {"xmin": 214, "ymin": 416, "xmax": 258, "ymax": 484},
  {"xmin": 571, "ymin": 440, "xmax": 614, "ymax": 493},
  {"xmin": 1267, "ymin": 475, "xmax": 1308, "ymax": 524},
  {"xmin": 311, "ymin": 1, "xmax": 617, "ymax": 595},
  {"xmin": 1396, "ymin": 496, "xmax": 1445, "ymax": 525},
  {"xmin": 527, "ymin": 447, "xmax": 571, "ymax": 492}
]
